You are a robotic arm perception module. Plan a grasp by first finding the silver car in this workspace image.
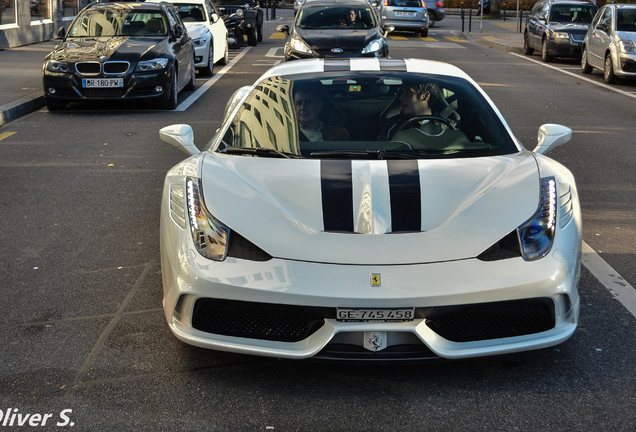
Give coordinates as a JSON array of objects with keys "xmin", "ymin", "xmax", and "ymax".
[
  {"xmin": 380, "ymin": 0, "xmax": 429, "ymax": 37},
  {"xmin": 581, "ymin": 3, "xmax": 636, "ymax": 83}
]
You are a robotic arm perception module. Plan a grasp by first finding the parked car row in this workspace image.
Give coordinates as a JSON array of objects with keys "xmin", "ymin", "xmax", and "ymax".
[{"xmin": 524, "ymin": 0, "xmax": 636, "ymax": 84}]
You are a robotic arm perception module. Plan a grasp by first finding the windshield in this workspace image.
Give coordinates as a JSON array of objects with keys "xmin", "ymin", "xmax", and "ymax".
[
  {"xmin": 297, "ymin": 5, "xmax": 377, "ymax": 29},
  {"xmin": 68, "ymin": 8, "xmax": 168, "ymax": 37},
  {"xmin": 549, "ymin": 5, "xmax": 597, "ymax": 23},
  {"xmin": 617, "ymin": 7, "xmax": 636, "ymax": 32},
  {"xmin": 216, "ymin": 72, "xmax": 519, "ymax": 160},
  {"xmin": 172, "ymin": 4, "xmax": 207, "ymax": 23}
]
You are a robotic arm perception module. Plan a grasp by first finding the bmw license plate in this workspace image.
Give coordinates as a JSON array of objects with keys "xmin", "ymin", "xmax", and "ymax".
[
  {"xmin": 336, "ymin": 308, "xmax": 415, "ymax": 322},
  {"xmin": 82, "ymin": 78, "xmax": 124, "ymax": 88}
]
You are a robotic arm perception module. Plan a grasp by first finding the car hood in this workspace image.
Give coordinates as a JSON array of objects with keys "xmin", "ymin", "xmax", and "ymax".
[
  {"xmin": 615, "ymin": 30, "xmax": 636, "ymax": 42},
  {"xmin": 47, "ymin": 37, "xmax": 169, "ymax": 63},
  {"xmin": 200, "ymin": 152, "xmax": 541, "ymax": 265},
  {"xmin": 185, "ymin": 24, "xmax": 209, "ymax": 39},
  {"xmin": 550, "ymin": 22, "xmax": 590, "ymax": 33},
  {"xmin": 293, "ymin": 28, "xmax": 380, "ymax": 50}
]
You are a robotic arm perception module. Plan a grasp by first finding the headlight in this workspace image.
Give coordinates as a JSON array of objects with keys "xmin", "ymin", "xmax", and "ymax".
[
  {"xmin": 186, "ymin": 177, "xmax": 230, "ymax": 261},
  {"xmin": 618, "ymin": 40, "xmax": 635, "ymax": 54},
  {"xmin": 362, "ymin": 38, "xmax": 383, "ymax": 54},
  {"xmin": 290, "ymin": 37, "xmax": 312, "ymax": 54},
  {"xmin": 46, "ymin": 61, "xmax": 70, "ymax": 73},
  {"xmin": 517, "ymin": 177, "xmax": 557, "ymax": 261},
  {"xmin": 135, "ymin": 58, "xmax": 169, "ymax": 72},
  {"xmin": 192, "ymin": 37, "xmax": 208, "ymax": 47},
  {"xmin": 552, "ymin": 31, "xmax": 569, "ymax": 39},
  {"xmin": 235, "ymin": 8, "xmax": 244, "ymax": 17}
]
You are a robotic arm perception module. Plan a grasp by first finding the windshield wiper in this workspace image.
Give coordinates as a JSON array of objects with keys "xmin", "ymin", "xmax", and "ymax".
[
  {"xmin": 220, "ymin": 147, "xmax": 302, "ymax": 159},
  {"xmin": 310, "ymin": 149, "xmax": 427, "ymax": 160}
]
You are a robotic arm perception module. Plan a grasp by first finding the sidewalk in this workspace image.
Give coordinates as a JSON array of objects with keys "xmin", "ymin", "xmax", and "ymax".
[{"xmin": 0, "ymin": 14, "xmax": 525, "ymax": 127}]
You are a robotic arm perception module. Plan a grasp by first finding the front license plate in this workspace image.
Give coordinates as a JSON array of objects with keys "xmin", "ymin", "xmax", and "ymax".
[
  {"xmin": 336, "ymin": 308, "xmax": 415, "ymax": 322},
  {"xmin": 82, "ymin": 78, "xmax": 124, "ymax": 88}
]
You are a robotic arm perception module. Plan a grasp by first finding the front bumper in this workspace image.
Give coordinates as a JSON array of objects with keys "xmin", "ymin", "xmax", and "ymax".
[
  {"xmin": 284, "ymin": 45, "xmax": 389, "ymax": 61},
  {"xmin": 160, "ymin": 192, "xmax": 581, "ymax": 361},
  {"xmin": 193, "ymin": 43, "xmax": 211, "ymax": 68},
  {"xmin": 615, "ymin": 50, "xmax": 636, "ymax": 77},
  {"xmin": 547, "ymin": 34, "xmax": 585, "ymax": 58},
  {"xmin": 42, "ymin": 67, "xmax": 171, "ymax": 102}
]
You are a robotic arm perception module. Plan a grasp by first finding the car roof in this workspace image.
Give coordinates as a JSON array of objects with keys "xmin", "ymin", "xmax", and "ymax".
[
  {"xmin": 87, "ymin": 2, "xmax": 165, "ymax": 11},
  {"xmin": 302, "ymin": 0, "xmax": 374, "ymax": 6},
  {"xmin": 154, "ymin": 0, "xmax": 208, "ymax": 4},
  {"xmin": 546, "ymin": 0, "xmax": 596, "ymax": 5}
]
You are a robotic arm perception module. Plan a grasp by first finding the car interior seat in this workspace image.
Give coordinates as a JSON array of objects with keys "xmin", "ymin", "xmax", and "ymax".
[
  {"xmin": 146, "ymin": 18, "xmax": 165, "ymax": 35},
  {"xmin": 190, "ymin": 7, "xmax": 205, "ymax": 22}
]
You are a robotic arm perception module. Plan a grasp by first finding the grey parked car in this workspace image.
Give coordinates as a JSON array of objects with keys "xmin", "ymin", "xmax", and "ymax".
[
  {"xmin": 380, "ymin": 0, "xmax": 429, "ymax": 37},
  {"xmin": 581, "ymin": 3, "xmax": 636, "ymax": 83}
]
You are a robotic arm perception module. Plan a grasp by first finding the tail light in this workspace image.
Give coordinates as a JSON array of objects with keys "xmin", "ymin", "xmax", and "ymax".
[{"xmin": 435, "ymin": 2, "xmax": 443, "ymax": 7}]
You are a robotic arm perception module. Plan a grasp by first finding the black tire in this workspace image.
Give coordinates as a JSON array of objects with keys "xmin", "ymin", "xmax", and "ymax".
[
  {"xmin": 541, "ymin": 38, "xmax": 552, "ymax": 62},
  {"xmin": 247, "ymin": 27, "xmax": 257, "ymax": 46},
  {"xmin": 420, "ymin": 29, "xmax": 428, "ymax": 38},
  {"xmin": 186, "ymin": 60, "xmax": 196, "ymax": 91},
  {"xmin": 257, "ymin": 24, "xmax": 263, "ymax": 42},
  {"xmin": 234, "ymin": 28, "xmax": 243, "ymax": 48},
  {"xmin": 45, "ymin": 97, "xmax": 66, "ymax": 111},
  {"xmin": 524, "ymin": 33, "xmax": 534, "ymax": 55},
  {"xmin": 428, "ymin": 11, "xmax": 435, "ymax": 28},
  {"xmin": 581, "ymin": 47, "xmax": 592, "ymax": 74},
  {"xmin": 200, "ymin": 44, "xmax": 214, "ymax": 76},
  {"xmin": 217, "ymin": 44, "xmax": 229, "ymax": 65},
  {"xmin": 604, "ymin": 54, "xmax": 616, "ymax": 84},
  {"xmin": 163, "ymin": 69, "xmax": 178, "ymax": 110}
]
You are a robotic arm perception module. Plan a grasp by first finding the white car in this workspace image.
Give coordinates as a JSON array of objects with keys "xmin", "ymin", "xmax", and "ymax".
[
  {"xmin": 159, "ymin": 0, "xmax": 229, "ymax": 75},
  {"xmin": 159, "ymin": 58, "xmax": 582, "ymax": 361}
]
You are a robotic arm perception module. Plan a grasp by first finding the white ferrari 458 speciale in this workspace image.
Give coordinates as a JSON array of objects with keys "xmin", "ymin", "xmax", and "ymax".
[{"xmin": 159, "ymin": 58, "xmax": 581, "ymax": 361}]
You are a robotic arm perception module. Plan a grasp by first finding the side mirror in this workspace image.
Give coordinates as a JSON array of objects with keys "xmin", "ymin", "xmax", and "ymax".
[
  {"xmin": 57, "ymin": 27, "xmax": 66, "ymax": 39},
  {"xmin": 160, "ymin": 124, "xmax": 201, "ymax": 157},
  {"xmin": 277, "ymin": 24, "xmax": 290, "ymax": 34},
  {"xmin": 383, "ymin": 24, "xmax": 395, "ymax": 37},
  {"xmin": 533, "ymin": 124, "xmax": 571, "ymax": 155},
  {"xmin": 211, "ymin": 13, "xmax": 219, "ymax": 23},
  {"xmin": 173, "ymin": 25, "xmax": 185, "ymax": 38},
  {"xmin": 224, "ymin": 86, "xmax": 251, "ymax": 120},
  {"xmin": 596, "ymin": 23, "xmax": 608, "ymax": 32}
]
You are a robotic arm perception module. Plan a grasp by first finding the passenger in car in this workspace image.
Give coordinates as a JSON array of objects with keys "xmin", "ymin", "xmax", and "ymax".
[
  {"xmin": 378, "ymin": 81, "xmax": 441, "ymax": 140},
  {"xmin": 293, "ymin": 83, "xmax": 350, "ymax": 142},
  {"xmin": 341, "ymin": 9, "xmax": 360, "ymax": 27}
]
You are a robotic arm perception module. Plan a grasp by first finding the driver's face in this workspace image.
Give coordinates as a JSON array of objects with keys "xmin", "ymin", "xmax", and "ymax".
[
  {"xmin": 398, "ymin": 87, "xmax": 429, "ymax": 116},
  {"xmin": 294, "ymin": 92, "xmax": 323, "ymax": 128}
]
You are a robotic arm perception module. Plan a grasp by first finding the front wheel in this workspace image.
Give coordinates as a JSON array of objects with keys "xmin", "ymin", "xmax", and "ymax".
[
  {"xmin": 185, "ymin": 59, "xmax": 196, "ymax": 91},
  {"xmin": 200, "ymin": 44, "xmax": 214, "ymax": 76},
  {"xmin": 604, "ymin": 54, "xmax": 616, "ymax": 84},
  {"xmin": 581, "ymin": 47, "xmax": 592, "ymax": 74},
  {"xmin": 247, "ymin": 27, "xmax": 257, "ymax": 46},
  {"xmin": 257, "ymin": 24, "xmax": 263, "ymax": 42},
  {"xmin": 218, "ymin": 43, "xmax": 229, "ymax": 65},
  {"xmin": 163, "ymin": 69, "xmax": 178, "ymax": 110},
  {"xmin": 541, "ymin": 38, "xmax": 552, "ymax": 62}
]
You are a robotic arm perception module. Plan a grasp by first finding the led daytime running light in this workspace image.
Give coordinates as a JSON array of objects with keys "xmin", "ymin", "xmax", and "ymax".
[
  {"xmin": 186, "ymin": 177, "xmax": 230, "ymax": 261},
  {"xmin": 517, "ymin": 177, "xmax": 557, "ymax": 261}
]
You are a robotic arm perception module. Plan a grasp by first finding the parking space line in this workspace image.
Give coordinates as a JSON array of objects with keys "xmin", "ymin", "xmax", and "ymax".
[
  {"xmin": 176, "ymin": 47, "xmax": 253, "ymax": 112},
  {"xmin": 582, "ymin": 242, "xmax": 636, "ymax": 319},
  {"xmin": 511, "ymin": 52, "xmax": 636, "ymax": 100},
  {"xmin": 444, "ymin": 36, "xmax": 469, "ymax": 43},
  {"xmin": 269, "ymin": 32, "xmax": 286, "ymax": 39},
  {"xmin": 0, "ymin": 131, "xmax": 17, "ymax": 141}
]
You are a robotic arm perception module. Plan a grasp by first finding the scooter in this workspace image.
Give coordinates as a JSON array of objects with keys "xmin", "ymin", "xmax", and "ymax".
[{"xmin": 223, "ymin": 12, "xmax": 245, "ymax": 49}]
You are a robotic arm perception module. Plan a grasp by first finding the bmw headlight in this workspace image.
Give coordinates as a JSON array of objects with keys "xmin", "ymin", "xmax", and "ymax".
[
  {"xmin": 135, "ymin": 58, "xmax": 169, "ymax": 72},
  {"xmin": 618, "ymin": 40, "xmax": 635, "ymax": 54},
  {"xmin": 186, "ymin": 177, "xmax": 230, "ymax": 261},
  {"xmin": 46, "ymin": 61, "xmax": 70, "ymax": 73},
  {"xmin": 552, "ymin": 31, "xmax": 569, "ymax": 39},
  {"xmin": 362, "ymin": 38, "xmax": 383, "ymax": 54},
  {"xmin": 192, "ymin": 37, "xmax": 208, "ymax": 47},
  {"xmin": 517, "ymin": 177, "xmax": 557, "ymax": 261},
  {"xmin": 290, "ymin": 37, "xmax": 312, "ymax": 54}
]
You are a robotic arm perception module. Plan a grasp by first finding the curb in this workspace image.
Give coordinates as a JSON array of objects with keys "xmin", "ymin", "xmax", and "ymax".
[{"xmin": 0, "ymin": 93, "xmax": 44, "ymax": 127}]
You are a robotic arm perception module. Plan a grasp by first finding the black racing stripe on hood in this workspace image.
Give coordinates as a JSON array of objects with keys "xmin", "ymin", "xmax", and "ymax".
[
  {"xmin": 321, "ymin": 159, "xmax": 354, "ymax": 232},
  {"xmin": 323, "ymin": 59, "xmax": 351, "ymax": 71},
  {"xmin": 388, "ymin": 160, "xmax": 421, "ymax": 232},
  {"xmin": 379, "ymin": 59, "xmax": 407, "ymax": 71}
]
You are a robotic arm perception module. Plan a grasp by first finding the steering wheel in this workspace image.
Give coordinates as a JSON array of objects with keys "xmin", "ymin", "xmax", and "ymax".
[{"xmin": 392, "ymin": 115, "xmax": 457, "ymax": 138}]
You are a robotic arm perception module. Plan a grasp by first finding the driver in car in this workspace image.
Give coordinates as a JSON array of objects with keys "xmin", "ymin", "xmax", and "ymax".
[{"xmin": 378, "ymin": 81, "xmax": 442, "ymax": 140}]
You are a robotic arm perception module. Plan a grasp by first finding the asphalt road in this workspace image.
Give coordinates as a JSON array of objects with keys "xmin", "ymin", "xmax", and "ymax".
[{"xmin": 0, "ymin": 11, "xmax": 634, "ymax": 432}]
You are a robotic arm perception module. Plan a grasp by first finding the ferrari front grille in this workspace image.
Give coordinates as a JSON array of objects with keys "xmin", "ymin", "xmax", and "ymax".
[
  {"xmin": 192, "ymin": 299, "xmax": 328, "ymax": 342},
  {"xmin": 424, "ymin": 298, "xmax": 555, "ymax": 342},
  {"xmin": 477, "ymin": 230, "xmax": 522, "ymax": 261}
]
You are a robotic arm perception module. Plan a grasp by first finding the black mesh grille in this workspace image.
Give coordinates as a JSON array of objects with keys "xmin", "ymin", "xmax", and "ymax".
[
  {"xmin": 81, "ymin": 88, "xmax": 127, "ymax": 98},
  {"xmin": 477, "ymin": 230, "xmax": 522, "ymax": 261},
  {"xmin": 104, "ymin": 61, "xmax": 129, "ymax": 74},
  {"xmin": 75, "ymin": 62, "xmax": 101, "ymax": 74},
  {"xmin": 192, "ymin": 299, "xmax": 328, "ymax": 342},
  {"xmin": 423, "ymin": 298, "xmax": 555, "ymax": 342},
  {"xmin": 227, "ymin": 231, "xmax": 272, "ymax": 261}
]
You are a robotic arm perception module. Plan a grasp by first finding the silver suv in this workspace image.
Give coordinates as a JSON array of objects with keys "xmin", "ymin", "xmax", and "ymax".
[{"xmin": 380, "ymin": 0, "xmax": 429, "ymax": 37}]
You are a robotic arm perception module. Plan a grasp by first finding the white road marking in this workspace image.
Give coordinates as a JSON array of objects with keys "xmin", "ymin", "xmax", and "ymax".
[
  {"xmin": 266, "ymin": 47, "xmax": 284, "ymax": 58},
  {"xmin": 582, "ymin": 242, "xmax": 636, "ymax": 319},
  {"xmin": 510, "ymin": 52, "xmax": 636, "ymax": 101},
  {"xmin": 176, "ymin": 47, "xmax": 253, "ymax": 111}
]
